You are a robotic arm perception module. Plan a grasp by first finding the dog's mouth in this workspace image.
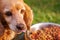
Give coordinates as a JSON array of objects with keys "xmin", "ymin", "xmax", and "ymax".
[
  {"xmin": 17, "ymin": 29, "xmax": 26, "ymax": 34},
  {"xmin": 16, "ymin": 26, "xmax": 27, "ymax": 34},
  {"xmin": 9, "ymin": 24, "xmax": 27, "ymax": 34}
]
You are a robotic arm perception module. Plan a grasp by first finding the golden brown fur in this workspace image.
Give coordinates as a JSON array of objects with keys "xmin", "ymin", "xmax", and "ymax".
[{"xmin": 0, "ymin": 0, "xmax": 33, "ymax": 40}]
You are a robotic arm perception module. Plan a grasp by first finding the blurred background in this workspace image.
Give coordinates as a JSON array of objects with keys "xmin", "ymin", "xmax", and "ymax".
[{"xmin": 24, "ymin": 0, "xmax": 60, "ymax": 24}]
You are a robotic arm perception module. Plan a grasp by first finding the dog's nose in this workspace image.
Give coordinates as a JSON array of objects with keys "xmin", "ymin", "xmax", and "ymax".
[{"xmin": 16, "ymin": 24, "xmax": 25, "ymax": 30}]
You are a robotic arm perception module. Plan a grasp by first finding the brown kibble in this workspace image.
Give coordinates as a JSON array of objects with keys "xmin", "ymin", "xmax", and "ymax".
[{"xmin": 29, "ymin": 24, "xmax": 60, "ymax": 40}]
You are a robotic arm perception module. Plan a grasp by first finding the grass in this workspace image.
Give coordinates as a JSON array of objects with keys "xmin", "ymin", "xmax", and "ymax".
[{"xmin": 24, "ymin": 0, "xmax": 60, "ymax": 24}]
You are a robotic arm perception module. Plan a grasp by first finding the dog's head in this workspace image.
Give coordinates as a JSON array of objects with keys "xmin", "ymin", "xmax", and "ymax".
[{"xmin": 0, "ymin": 0, "xmax": 33, "ymax": 34}]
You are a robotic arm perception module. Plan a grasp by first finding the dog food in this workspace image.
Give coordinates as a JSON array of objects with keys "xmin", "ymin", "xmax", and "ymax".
[{"xmin": 30, "ymin": 24, "xmax": 60, "ymax": 40}]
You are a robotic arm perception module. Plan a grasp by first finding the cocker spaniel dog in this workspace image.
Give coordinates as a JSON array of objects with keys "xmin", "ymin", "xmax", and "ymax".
[
  {"xmin": 26, "ymin": 23, "xmax": 60, "ymax": 40},
  {"xmin": 0, "ymin": 0, "xmax": 33, "ymax": 40}
]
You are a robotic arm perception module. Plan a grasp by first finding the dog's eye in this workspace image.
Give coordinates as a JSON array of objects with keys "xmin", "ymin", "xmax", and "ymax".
[
  {"xmin": 21, "ymin": 9, "xmax": 25, "ymax": 14},
  {"xmin": 5, "ymin": 11, "xmax": 12, "ymax": 16},
  {"xmin": 30, "ymin": 32, "xmax": 32, "ymax": 34}
]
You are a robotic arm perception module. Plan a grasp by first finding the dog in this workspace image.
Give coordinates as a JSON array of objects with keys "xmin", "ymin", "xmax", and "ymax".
[
  {"xmin": 26, "ymin": 23, "xmax": 60, "ymax": 40},
  {"xmin": 0, "ymin": 0, "xmax": 33, "ymax": 40}
]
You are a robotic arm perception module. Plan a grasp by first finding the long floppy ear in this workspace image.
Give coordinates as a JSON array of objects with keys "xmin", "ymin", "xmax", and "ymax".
[
  {"xmin": 0, "ymin": 13, "xmax": 5, "ymax": 37},
  {"xmin": 24, "ymin": 3, "xmax": 33, "ymax": 30},
  {"xmin": 0, "ymin": 22, "xmax": 4, "ymax": 37}
]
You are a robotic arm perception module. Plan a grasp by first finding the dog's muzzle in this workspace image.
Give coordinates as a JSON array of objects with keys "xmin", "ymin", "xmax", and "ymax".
[{"xmin": 15, "ymin": 23, "xmax": 27, "ymax": 34}]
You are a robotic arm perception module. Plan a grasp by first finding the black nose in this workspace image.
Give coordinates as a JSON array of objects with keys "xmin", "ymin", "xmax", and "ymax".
[{"xmin": 16, "ymin": 24, "xmax": 24, "ymax": 30}]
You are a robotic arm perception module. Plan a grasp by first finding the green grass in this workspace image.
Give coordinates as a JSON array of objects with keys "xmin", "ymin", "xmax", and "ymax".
[{"xmin": 24, "ymin": 0, "xmax": 60, "ymax": 24}]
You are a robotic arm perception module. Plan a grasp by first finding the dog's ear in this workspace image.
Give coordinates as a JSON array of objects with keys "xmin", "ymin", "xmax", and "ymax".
[
  {"xmin": 0, "ymin": 22, "xmax": 4, "ymax": 37},
  {"xmin": 0, "ymin": 12, "xmax": 5, "ymax": 37},
  {"xmin": 24, "ymin": 3, "xmax": 33, "ymax": 30}
]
